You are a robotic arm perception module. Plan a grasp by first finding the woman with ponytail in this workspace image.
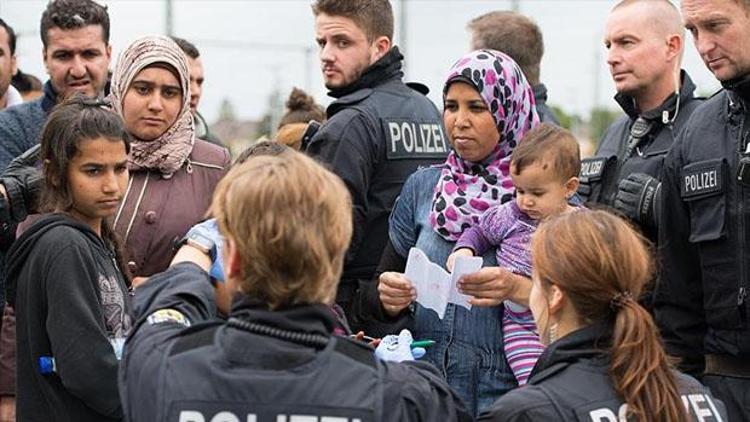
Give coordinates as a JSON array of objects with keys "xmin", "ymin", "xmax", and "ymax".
[{"xmin": 479, "ymin": 210, "xmax": 726, "ymax": 422}]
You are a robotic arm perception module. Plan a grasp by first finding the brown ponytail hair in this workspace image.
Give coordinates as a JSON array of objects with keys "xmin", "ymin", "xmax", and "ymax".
[{"xmin": 531, "ymin": 210, "xmax": 687, "ymax": 422}]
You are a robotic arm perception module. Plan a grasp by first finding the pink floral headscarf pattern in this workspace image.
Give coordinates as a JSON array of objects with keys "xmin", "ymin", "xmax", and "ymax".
[{"xmin": 430, "ymin": 50, "xmax": 539, "ymax": 241}]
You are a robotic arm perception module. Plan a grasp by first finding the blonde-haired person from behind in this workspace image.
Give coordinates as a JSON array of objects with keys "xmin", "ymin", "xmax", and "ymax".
[
  {"xmin": 119, "ymin": 150, "xmax": 472, "ymax": 422},
  {"xmin": 479, "ymin": 210, "xmax": 726, "ymax": 421}
]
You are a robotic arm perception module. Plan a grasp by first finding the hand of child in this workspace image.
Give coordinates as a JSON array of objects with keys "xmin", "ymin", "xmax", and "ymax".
[
  {"xmin": 446, "ymin": 248, "xmax": 474, "ymax": 272},
  {"xmin": 378, "ymin": 272, "xmax": 416, "ymax": 317}
]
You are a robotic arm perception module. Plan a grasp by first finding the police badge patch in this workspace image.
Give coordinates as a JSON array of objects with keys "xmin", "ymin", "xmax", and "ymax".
[{"xmin": 147, "ymin": 309, "xmax": 191, "ymax": 327}]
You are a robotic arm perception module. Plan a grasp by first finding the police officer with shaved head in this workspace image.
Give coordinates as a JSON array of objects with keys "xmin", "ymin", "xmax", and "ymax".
[
  {"xmin": 578, "ymin": 0, "xmax": 702, "ymax": 243},
  {"xmin": 655, "ymin": 0, "xmax": 750, "ymax": 420},
  {"xmin": 305, "ymin": 0, "xmax": 448, "ymax": 332}
]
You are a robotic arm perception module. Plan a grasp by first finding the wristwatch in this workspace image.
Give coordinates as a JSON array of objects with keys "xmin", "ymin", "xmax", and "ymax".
[{"xmin": 176, "ymin": 231, "xmax": 217, "ymax": 262}]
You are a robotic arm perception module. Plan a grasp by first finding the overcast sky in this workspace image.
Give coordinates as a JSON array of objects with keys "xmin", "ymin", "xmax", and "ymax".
[{"xmin": 2, "ymin": 0, "xmax": 721, "ymax": 123}]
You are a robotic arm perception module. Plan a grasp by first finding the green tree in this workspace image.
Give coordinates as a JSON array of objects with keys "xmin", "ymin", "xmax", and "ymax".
[{"xmin": 549, "ymin": 104, "xmax": 579, "ymax": 130}]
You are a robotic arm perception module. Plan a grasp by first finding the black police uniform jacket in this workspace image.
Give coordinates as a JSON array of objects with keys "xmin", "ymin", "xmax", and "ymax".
[
  {"xmin": 579, "ymin": 71, "xmax": 702, "ymax": 240},
  {"xmin": 306, "ymin": 47, "xmax": 448, "ymax": 293},
  {"xmin": 478, "ymin": 324, "xmax": 726, "ymax": 422},
  {"xmin": 655, "ymin": 75, "xmax": 750, "ymax": 377},
  {"xmin": 120, "ymin": 263, "xmax": 472, "ymax": 422}
]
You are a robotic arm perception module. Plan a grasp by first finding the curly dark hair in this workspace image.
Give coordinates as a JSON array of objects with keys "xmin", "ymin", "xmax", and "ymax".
[{"xmin": 40, "ymin": 0, "xmax": 110, "ymax": 48}]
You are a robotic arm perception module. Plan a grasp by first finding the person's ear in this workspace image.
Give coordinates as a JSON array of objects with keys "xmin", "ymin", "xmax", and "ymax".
[
  {"xmin": 665, "ymin": 33, "xmax": 682, "ymax": 62},
  {"xmin": 547, "ymin": 283, "xmax": 566, "ymax": 316},
  {"xmin": 565, "ymin": 176, "xmax": 580, "ymax": 199},
  {"xmin": 370, "ymin": 35, "xmax": 391, "ymax": 63},
  {"xmin": 224, "ymin": 237, "xmax": 243, "ymax": 284}
]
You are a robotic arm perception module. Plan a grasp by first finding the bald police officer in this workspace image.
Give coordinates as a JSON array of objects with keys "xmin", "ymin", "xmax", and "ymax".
[{"xmin": 578, "ymin": 0, "xmax": 702, "ymax": 243}]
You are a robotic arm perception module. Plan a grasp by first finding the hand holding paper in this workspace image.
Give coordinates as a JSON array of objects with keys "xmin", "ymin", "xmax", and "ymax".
[
  {"xmin": 458, "ymin": 266, "xmax": 531, "ymax": 307},
  {"xmin": 404, "ymin": 247, "xmax": 482, "ymax": 319}
]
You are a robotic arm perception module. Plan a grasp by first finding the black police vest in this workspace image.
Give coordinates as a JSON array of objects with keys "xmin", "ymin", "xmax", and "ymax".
[
  {"xmin": 580, "ymin": 116, "xmax": 673, "ymax": 207},
  {"xmin": 160, "ymin": 323, "xmax": 384, "ymax": 422},
  {"xmin": 317, "ymin": 79, "xmax": 448, "ymax": 284}
]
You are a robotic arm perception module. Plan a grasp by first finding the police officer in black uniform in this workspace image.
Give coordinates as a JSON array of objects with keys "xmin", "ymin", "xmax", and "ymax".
[
  {"xmin": 120, "ymin": 152, "xmax": 471, "ymax": 422},
  {"xmin": 306, "ymin": 0, "xmax": 448, "ymax": 327},
  {"xmin": 578, "ymin": 0, "xmax": 702, "ymax": 242},
  {"xmin": 655, "ymin": 0, "xmax": 750, "ymax": 420},
  {"xmin": 478, "ymin": 211, "xmax": 726, "ymax": 422}
]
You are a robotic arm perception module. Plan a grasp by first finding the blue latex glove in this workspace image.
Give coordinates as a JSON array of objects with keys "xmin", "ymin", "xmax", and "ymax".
[
  {"xmin": 375, "ymin": 329, "xmax": 426, "ymax": 362},
  {"xmin": 186, "ymin": 219, "xmax": 225, "ymax": 282}
]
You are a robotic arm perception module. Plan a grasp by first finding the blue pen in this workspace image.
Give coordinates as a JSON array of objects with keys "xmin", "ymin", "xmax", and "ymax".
[{"xmin": 38, "ymin": 356, "xmax": 56, "ymax": 375}]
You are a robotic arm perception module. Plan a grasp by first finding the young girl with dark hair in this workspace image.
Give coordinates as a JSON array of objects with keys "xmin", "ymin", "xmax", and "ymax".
[
  {"xmin": 479, "ymin": 210, "xmax": 726, "ymax": 421},
  {"xmin": 6, "ymin": 95, "xmax": 132, "ymax": 422}
]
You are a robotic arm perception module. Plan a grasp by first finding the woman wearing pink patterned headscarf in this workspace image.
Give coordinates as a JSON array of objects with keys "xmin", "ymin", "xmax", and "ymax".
[
  {"xmin": 109, "ymin": 36, "xmax": 230, "ymax": 282},
  {"xmin": 430, "ymin": 50, "xmax": 539, "ymax": 240},
  {"xmin": 362, "ymin": 50, "xmax": 540, "ymax": 416}
]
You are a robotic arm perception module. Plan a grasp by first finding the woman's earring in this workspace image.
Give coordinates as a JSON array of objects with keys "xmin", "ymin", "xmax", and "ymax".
[{"xmin": 548, "ymin": 322, "xmax": 559, "ymax": 344}]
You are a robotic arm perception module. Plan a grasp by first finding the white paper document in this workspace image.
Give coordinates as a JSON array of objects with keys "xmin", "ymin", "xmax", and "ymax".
[{"xmin": 404, "ymin": 247, "xmax": 483, "ymax": 319}]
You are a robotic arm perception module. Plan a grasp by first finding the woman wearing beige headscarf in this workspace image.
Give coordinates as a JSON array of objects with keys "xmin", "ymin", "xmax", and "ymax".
[{"xmin": 110, "ymin": 35, "xmax": 230, "ymax": 282}]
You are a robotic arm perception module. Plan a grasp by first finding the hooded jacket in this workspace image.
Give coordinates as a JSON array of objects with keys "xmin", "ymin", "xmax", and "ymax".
[{"xmin": 7, "ymin": 213, "xmax": 130, "ymax": 422}]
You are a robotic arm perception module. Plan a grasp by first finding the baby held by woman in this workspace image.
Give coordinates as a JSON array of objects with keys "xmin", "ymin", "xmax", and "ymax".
[{"xmin": 448, "ymin": 123, "xmax": 582, "ymax": 385}]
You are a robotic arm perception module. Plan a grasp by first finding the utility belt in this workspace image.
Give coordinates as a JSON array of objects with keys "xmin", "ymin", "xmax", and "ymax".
[{"xmin": 705, "ymin": 354, "xmax": 750, "ymax": 378}]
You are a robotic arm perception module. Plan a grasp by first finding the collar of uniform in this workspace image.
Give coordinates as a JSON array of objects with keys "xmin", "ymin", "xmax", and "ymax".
[
  {"xmin": 722, "ymin": 72, "xmax": 750, "ymax": 108},
  {"xmin": 327, "ymin": 46, "xmax": 404, "ymax": 100},
  {"xmin": 527, "ymin": 322, "xmax": 612, "ymax": 385},
  {"xmin": 230, "ymin": 296, "xmax": 335, "ymax": 338},
  {"xmin": 325, "ymin": 88, "xmax": 374, "ymax": 118},
  {"xmin": 614, "ymin": 70, "xmax": 696, "ymax": 121}
]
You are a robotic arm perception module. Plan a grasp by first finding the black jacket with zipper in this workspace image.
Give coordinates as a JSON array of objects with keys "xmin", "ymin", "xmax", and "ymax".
[
  {"xmin": 306, "ymin": 47, "xmax": 448, "ymax": 309},
  {"xmin": 655, "ymin": 74, "xmax": 750, "ymax": 377}
]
